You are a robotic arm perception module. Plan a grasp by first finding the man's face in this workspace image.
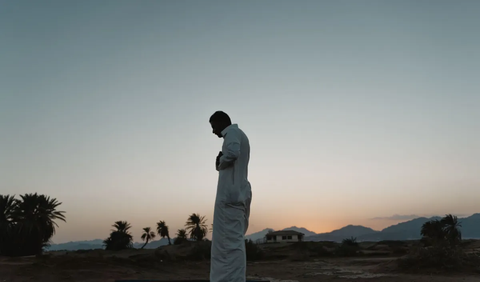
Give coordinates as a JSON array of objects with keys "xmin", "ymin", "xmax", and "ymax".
[{"xmin": 210, "ymin": 121, "xmax": 223, "ymax": 138}]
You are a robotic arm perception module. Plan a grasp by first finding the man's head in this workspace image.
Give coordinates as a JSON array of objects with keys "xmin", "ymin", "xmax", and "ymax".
[{"xmin": 209, "ymin": 111, "xmax": 232, "ymax": 138}]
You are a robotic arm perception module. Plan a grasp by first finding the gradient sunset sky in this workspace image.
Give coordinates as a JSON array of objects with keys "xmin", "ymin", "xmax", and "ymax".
[{"xmin": 1, "ymin": 0, "xmax": 479, "ymax": 244}]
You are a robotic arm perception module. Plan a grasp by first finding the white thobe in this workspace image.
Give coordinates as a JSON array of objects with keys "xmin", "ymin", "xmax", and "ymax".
[{"xmin": 210, "ymin": 124, "xmax": 252, "ymax": 282}]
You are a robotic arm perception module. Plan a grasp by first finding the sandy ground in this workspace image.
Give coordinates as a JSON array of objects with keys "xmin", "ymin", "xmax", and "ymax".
[{"xmin": 1, "ymin": 253, "xmax": 480, "ymax": 282}]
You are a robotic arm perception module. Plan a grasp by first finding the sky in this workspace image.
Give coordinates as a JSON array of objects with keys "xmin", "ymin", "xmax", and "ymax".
[{"xmin": 1, "ymin": 0, "xmax": 479, "ymax": 244}]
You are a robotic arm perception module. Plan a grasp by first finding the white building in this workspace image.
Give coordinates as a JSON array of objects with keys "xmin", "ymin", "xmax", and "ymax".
[{"xmin": 264, "ymin": 230, "xmax": 304, "ymax": 243}]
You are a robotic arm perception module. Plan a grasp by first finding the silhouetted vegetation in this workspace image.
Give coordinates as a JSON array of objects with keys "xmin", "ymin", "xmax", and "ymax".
[
  {"xmin": 336, "ymin": 236, "xmax": 360, "ymax": 256},
  {"xmin": 9, "ymin": 193, "xmax": 476, "ymax": 275},
  {"xmin": 156, "ymin": 220, "xmax": 171, "ymax": 245},
  {"xmin": 185, "ymin": 213, "xmax": 208, "ymax": 241},
  {"xmin": 103, "ymin": 221, "xmax": 133, "ymax": 250},
  {"xmin": 419, "ymin": 214, "xmax": 462, "ymax": 247},
  {"xmin": 174, "ymin": 229, "xmax": 188, "ymax": 245},
  {"xmin": 140, "ymin": 227, "xmax": 156, "ymax": 249},
  {"xmin": 0, "ymin": 193, "xmax": 66, "ymax": 257},
  {"xmin": 399, "ymin": 214, "xmax": 480, "ymax": 272}
]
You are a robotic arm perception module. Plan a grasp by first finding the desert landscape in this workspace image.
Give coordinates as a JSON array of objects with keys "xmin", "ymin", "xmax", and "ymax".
[
  {"xmin": 2, "ymin": 194, "xmax": 480, "ymax": 282},
  {"xmin": 2, "ymin": 238, "xmax": 480, "ymax": 282},
  {"xmin": 2, "ymin": 1, "xmax": 479, "ymax": 281}
]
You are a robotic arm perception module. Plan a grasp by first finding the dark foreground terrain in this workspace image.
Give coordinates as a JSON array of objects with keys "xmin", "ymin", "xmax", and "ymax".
[{"xmin": 1, "ymin": 240, "xmax": 480, "ymax": 282}]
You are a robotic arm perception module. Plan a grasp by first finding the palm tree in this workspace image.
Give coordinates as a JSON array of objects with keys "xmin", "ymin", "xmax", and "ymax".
[
  {"xmin": 441, "ymin": 214, "xmax": 462, "ymax": 245},
  {"xmin": 0, "ymin": 195, "xmax": 16, "ymax": 229},
  {"xmin": 177, "ymin": 229, "xmax": 187, "ymax": 238},
  {"xmin": 185, "ymin": 213, "xmax": 208, "ymax": 241},
  {"xmin": 421, "ymin": 219, "xmax": 446, "ymax": 246},
  {"xmin": 112, "ymin": 221, "xmax": 132, "ymax": 234},
  {"xmin": 12, "ymin": 193, "xmax": 66, "ymax": 255},
  {"xmin": 174, "ymin": 229, "xmax": 188, "ymax": 245},
  {"xmin": 104, "ymin": 220, "xmax": 133, "ymax": 250},
  {"xmin": 0, "ymin": 195, "xmax": 16, "ymax": 222},
  {"xmin": 156, "ymin": 220, "xmax": 171, "ymax": 245},
  {"xmin": 0, "ymin": 195, "xmax": 17, "ymax": 255},
  {"xmin": 140, "ymin": 227, "xmax": 156, "ymax": 249},
  {"xmin": 0, "ymin": 194, "xmax": 67, "ymax": 256},
  {"xmin": 104, "ymin": 231, "xmax": 133, "ymax": 250}
]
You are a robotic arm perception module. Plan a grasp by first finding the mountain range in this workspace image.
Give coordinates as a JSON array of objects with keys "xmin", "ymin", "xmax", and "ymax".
[
  {"xmin": 46, "ymin": 238, "xmax": 171, "ymax": 251},
  {"xmin": 46, "ymin": 214, "xmax": 480, "ymax": 251},
  {"xmin": 246, "ymin": 214, "xmax": 480, "ymax": 242}
]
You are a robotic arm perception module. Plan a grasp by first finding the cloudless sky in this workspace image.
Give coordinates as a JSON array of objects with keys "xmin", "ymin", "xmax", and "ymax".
[{"xmin": 1, "ymin": 0, "xmax": 479, "ymax": 244}]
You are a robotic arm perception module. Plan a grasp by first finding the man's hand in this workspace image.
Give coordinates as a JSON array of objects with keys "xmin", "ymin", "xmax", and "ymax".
[{"xmin": 215, "ymin": 151, "xmax": 223, "ymax": 171}]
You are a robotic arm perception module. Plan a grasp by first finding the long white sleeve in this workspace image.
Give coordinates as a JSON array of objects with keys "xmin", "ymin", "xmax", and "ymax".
[{"xmin": 218, "ymin": 130, "xmax": 241, "ymax": 170}]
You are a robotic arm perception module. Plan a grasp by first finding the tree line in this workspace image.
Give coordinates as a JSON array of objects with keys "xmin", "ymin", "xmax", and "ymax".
[
  {"xmin": 0, "ymin": 192, "xmax": 468, "ymax": 263},
  {"xmin": 104, "ymin": 213, "xmax": 210, "ymax": 250},
  {"xmin": 0, "ymin": 194, "xmax": 66, "ymax": 256},
  {"xmin": 1, "ymin": 193, "xmax": 213, "ymax": 255}
]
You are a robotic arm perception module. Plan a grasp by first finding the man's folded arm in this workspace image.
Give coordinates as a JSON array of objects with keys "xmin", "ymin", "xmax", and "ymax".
[{"xmin": 218, "ymin": 131, "xmax": 240, "ymax": 170}]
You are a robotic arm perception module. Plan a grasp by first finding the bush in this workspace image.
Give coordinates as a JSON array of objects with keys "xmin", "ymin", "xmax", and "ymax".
[
  {"xmin": 336, "ymin": 237, "xmax": 360, "ymax": 257},
  {"xmin": 398, "ymin": 243, "xmax": 480, "ymax": 272},
  {"xmin": 399, "ymin": 214, "xmax": 478, "ymax": 273}
]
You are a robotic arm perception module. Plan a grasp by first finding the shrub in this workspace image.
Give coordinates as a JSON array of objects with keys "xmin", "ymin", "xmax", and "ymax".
[
  {"xmin": 398, "ymin": 243, "xmax": 480, "ymax": 272},
  {"xmin": 336, "ymin": 237, "xmax": 360, "ymax": 257},
  {"xmin": 398, "ymin": 214, "xmax": 477, "ymax": 272}
]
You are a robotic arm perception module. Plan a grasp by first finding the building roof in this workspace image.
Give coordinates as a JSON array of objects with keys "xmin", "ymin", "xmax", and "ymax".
[{"xmin": 265, "ymin": 230, "xmax": 304, "ymax": 236}]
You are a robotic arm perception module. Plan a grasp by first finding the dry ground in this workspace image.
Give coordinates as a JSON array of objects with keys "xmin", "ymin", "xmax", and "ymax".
[
  {"xmin": 2, "ymin": 240, "xmax": 480, "ymax": 282},
  {"xmin": 1, "ymin": 251, "xmax": 480, "ymax": 282}
]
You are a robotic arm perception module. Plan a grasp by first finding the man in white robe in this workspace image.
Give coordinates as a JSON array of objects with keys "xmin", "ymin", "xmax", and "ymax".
[{"xmin": 209, "ymin": 111, "xmax": 252, "ymax": 282}]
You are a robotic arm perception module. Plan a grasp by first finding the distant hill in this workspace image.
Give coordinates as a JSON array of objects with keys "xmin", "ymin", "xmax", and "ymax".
[
  {"xmin": 281, "ymin": 226, "xmax": 317, "ymax": 237},
  {"xmin": 458, "ymin": 213, "xmax": 480, "ymax": 239},
  {"xmin": 325, "ymin": 214, "xmax": 480, "ymax": 242},
  {"xmin": 245, "ymin": 228, "xmax": 275, "ymax": 242},
  {"xmin": 46, "ymin": 238, "xmax": 171, "ymax": 251},
  {"xmin": 357, "ymin": 217, "xmax": 442, "ymax": 241},
  {"xmin": 47, "ymin": 214, "xmax": 480, "ymax": 250},
  {"xmin": 304, "ymin": 214, "xmax": 480, "ymax": 242},
  {"xmin": 305, "ymin": 225, "xmax": 379, "ymax": 242},
  {"xmin": 46, "ymin": 239, "xmax": 104, "ymax": 251},
  {"xmin": 329, "ymin": 225, "xmax": 379, "ymax": 238}
]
